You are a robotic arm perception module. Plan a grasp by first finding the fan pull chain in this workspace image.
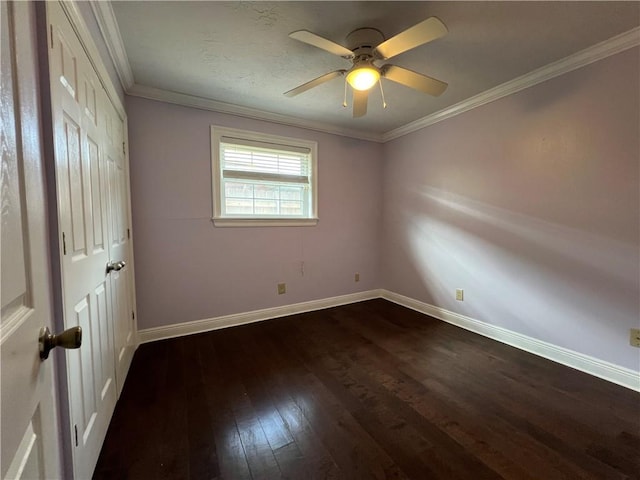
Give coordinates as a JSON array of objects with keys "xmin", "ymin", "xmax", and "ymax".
[
  {"xmin": 343, "ymin": 76, "xmax": 348, "ymax": 108},
  {"xmin": 379, "ymin": 80, "xmax": 387, "ymax": 109}
]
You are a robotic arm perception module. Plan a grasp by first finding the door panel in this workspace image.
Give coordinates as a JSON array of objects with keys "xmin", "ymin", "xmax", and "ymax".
[
  {"xmin": 94, "ymin": 283, "xmax": 109, "ymax": 392},
  {"xmin": 88, "ymin": 138, "xmax": 105, "ymax": 253},
  {"xmin": 57, "ymin": 34, "xmax": 78, "ymax": 101},
  {"xmin": 4, "ymin": 413, "xmax": 44, "ymax": 479},
  {"xmin": 60, "ymin": 114, "xmax": 87, "ymax": 258},
  {"xmin": 1, "ymin": 2, "xmax": 61, "ymax": 479},
  {"xmin": 82, "ymin": 71, "xmax": 98, "ymax": 126}
]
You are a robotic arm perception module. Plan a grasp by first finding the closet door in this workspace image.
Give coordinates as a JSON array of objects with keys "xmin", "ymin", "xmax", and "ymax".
[
  {"xmin": 47, "ymin": 3, "xmax": 128, "ymax": 477},
  {"xmin": 103, "ymin": 95, "xmax": 135, "ymax": 394}
]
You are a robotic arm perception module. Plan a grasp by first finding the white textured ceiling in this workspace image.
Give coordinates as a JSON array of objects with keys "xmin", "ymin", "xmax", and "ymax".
[{"xmin": 111, "ymin": 1, "xmax": 640, "ymax": 136}]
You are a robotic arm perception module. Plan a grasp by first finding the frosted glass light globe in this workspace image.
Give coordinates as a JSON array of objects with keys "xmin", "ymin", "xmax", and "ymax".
[{"xmin": 346, "ymin": 66, "xmax": 380, "ymax": 91}]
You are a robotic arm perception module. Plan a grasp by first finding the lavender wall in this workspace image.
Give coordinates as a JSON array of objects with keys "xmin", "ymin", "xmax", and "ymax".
[
  {"xmin": 127, "ymin": 47, "xmax": 638, "ymax": 373},
  {"xmin": 127, "ymin": 96, "xmax": 383, "ymax": 329},
  {"xmin": 382, "ymin": 48, "xmax": 640, "ymax": 371}
]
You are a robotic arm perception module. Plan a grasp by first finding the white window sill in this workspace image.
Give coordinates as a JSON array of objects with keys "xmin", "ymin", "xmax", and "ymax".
[{"xmin": 212, "ymin": 217, "xmax": 319, "ymax": 227}]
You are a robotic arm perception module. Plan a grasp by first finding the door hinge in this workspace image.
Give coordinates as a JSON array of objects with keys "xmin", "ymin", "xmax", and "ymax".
[
  {"xmin": 50, "ymin": 25, "xmax": 54, "ymax": 49},
  {"xmin": 127, "ymin": 228, "xmax": 130, "ymax": 239},
  {"xmin": 132, "ymin": 311, "xmax": 135, "ymax": 320},
  {"xmin": 62, "ymin": 232, "xmax": 67, "ymax": 255},
  {"xmin": 122, "ymin": 142, "xmax": 126, "ymax": 155},
  {"xmin": 74, "ymin": 424, "xmax": 78, "ymax": 447}
]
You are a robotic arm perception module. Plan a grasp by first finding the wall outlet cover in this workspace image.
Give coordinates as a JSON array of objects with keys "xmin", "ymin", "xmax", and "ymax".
[{"xmin": 278, "ymin": 283, "xmax": 286, "ymax": 295}]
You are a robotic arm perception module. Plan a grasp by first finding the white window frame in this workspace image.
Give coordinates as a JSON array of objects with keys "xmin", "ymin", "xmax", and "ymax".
[{"xmin": 211, "ymin": 125, "xmax": 318, "ymax": 227}]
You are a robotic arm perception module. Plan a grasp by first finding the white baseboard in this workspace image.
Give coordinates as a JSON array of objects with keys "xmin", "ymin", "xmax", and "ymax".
[
  {"xmin": 138, "ymin": 289, "xmax": 383, "ymax": 344},
  {"xmin": 380, "ymin": 290, "xmax": 640, "ymax": 392},
  {"xmin": 138, "ymin": 288, "xmax": 639, "ymax": 392}
]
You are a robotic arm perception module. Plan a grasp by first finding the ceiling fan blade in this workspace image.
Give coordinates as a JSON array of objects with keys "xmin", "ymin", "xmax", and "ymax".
[
  {"xmin": 353, "ymin": 88, "xmax": 368, "ymax": 118},
  {"xmin": 284, "ymin": 70, "xmax": 346, "ymax": 97},
  {"xmin": 382, "ymin": 65, "xmax": 448, "ymax": 96},
  {"xmin": 289, "ymin": 30, "xmax": 354, "ymax": 58},
  {"xmin": 374, "ymin": 17, "xmax": 447, "ymax": 60}
]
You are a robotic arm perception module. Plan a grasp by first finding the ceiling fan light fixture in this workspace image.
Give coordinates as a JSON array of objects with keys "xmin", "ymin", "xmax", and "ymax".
[
  {"xmin": 346, "ymin": 64, "xmax": 380, "ymax": 91},
  {"xmin": 285, "ymin": 17, "xmax": 449, "ymax": 117}
]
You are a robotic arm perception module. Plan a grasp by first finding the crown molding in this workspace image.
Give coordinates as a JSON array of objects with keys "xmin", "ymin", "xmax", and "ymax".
[
  {"xmin": 383, "ymin": 26, "xmax": 640, "ymax": 142},
  {"xmin": 90, "ymin": 1, "xmax": 638, "ymax": 144},
  {"xmin": 127, "ymin": 83, "xmax": 385, "ymax": 143},
  {"xmin": 87, "ymin": 0, "xmax": 383, "ymax": 141},
  {"xmin": 89, "ymin": 1, "xmax": 134, "ymax": 90}
]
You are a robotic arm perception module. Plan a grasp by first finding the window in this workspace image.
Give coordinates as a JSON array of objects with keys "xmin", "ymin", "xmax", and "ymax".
[{"xmin": 211, "ymin": 126, "xmax": 318, "ymax": 226}]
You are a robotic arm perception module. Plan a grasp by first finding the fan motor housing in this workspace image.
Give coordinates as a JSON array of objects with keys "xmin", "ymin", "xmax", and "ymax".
[{"xmin": 346, "ymin": 28, "xmax": 385, "ymax": 58}]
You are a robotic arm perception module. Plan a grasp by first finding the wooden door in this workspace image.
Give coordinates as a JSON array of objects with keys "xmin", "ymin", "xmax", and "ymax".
[
  {"xmin": 47, "ymin": 3, "xmax": 117, "ymax": 478},
  {"xmin": 0, "ymin": 2, "xmax": 62, "ymax": 478}
]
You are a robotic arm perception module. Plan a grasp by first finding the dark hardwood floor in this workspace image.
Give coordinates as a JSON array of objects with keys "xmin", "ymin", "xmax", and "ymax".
[{"xmin": 93, "ymin": 299, "xmax": 640, "ymax": 479}]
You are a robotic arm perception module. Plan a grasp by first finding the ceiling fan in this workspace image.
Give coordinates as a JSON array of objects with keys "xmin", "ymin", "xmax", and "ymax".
[{"xmin": 284, "ymin": 17, "xmax": 449, "ymax": 118}]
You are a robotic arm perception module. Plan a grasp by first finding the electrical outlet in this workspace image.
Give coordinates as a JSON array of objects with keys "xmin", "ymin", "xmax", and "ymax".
[
  {"xmin": 630, "ymin": 328, "xmax": 640, "ymax": 347},
  {"xmin": 455, "ymin": 289, "xmax": 464, "ymax": 301},
  {"xmin": 354, "ymin": 273, "xmax": 360, "ymax": 282},
  {"xmin": 277, "ymin": 283, "xmax": 286, "ymax": 295}
]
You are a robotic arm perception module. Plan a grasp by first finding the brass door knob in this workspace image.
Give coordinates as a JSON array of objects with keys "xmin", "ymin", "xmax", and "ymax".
[{"xmin": 39, "ymin": 326, "xmax": 82, "ymax": 360}]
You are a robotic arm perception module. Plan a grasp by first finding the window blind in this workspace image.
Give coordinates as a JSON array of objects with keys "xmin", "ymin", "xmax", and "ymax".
[
  {"xmin": 219, "ymin": 138, "xmax": 312, "ymax": 218},
  {"xmin": 221, "ymin": 140, "xmax": 310, "ymax": 180}
]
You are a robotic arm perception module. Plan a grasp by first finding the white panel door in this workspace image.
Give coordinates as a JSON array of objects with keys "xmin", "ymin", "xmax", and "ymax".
[
  {"xmin": 1, "ymin": 2, "xmax": 61, "ymax": 479},
  {"xmin": 47, "ymin": 3, "xmax": 117, "ymax": 478},
  {"xmin": 103, "ymin": 98, "xmax": 135, "ymax": 394}
]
